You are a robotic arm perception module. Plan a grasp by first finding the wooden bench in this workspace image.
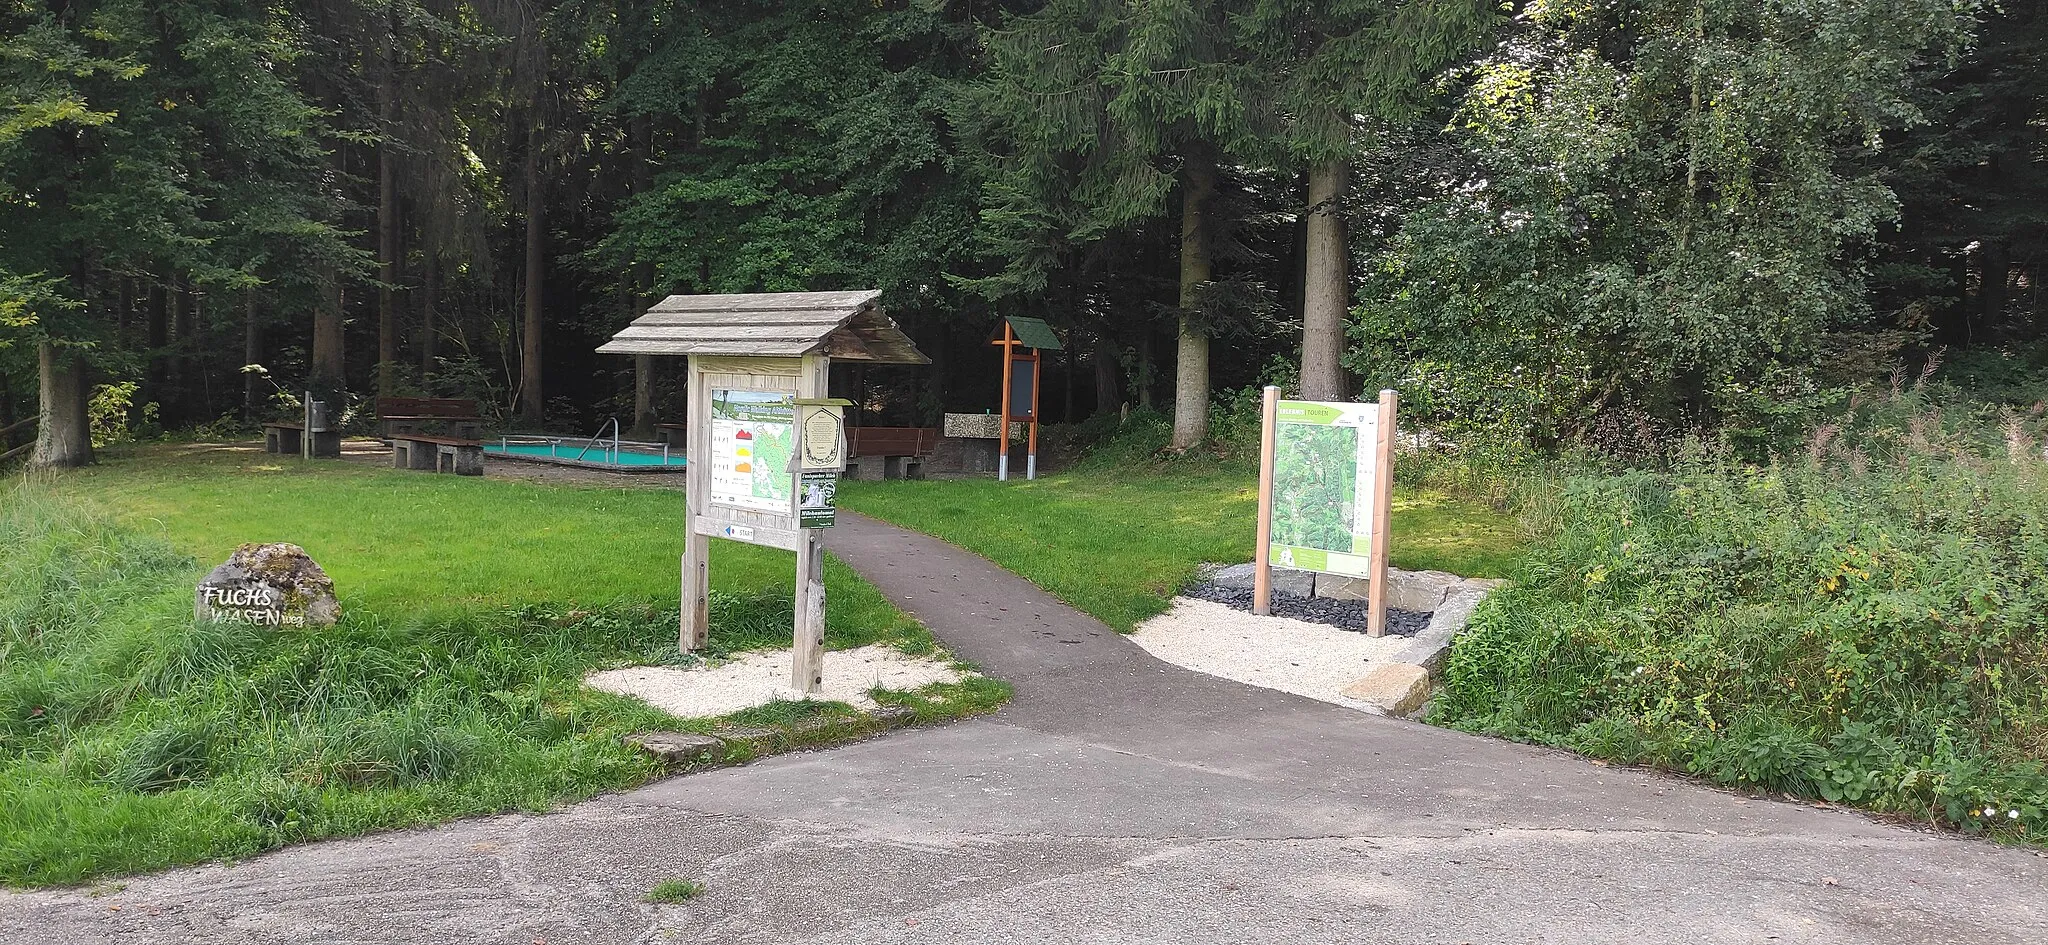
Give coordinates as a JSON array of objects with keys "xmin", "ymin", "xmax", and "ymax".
[
  {"xmin": 377, "ymin": 397, "xmax": 483, "ymax": 439},
  {"xmin": 391, "ymin": 433, "xmax": 483, "ymax": 476},
  {"xmin": 262, "ymin": 422, "xmax": 341, "ymax": 458},
  {"xmin": 845, "ymin": 426, "xmax": 938, "ymax": 480}
]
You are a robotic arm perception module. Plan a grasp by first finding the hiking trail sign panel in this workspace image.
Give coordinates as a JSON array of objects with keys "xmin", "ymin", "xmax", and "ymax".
[
  {"xmin": 708, "ymin": 389, "xmax": 795, "ymax": 515},
  {"xmin": 1252, "ymin": 388, "xmax": 1399, "ymax": 635},
  {"xmin": 1269, "ymin": 399, "xmax": 1382, "ymax": 577}
]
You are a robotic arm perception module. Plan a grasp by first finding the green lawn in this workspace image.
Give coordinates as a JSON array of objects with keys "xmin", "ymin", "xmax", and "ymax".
[
  {"xmin": 61, "ymin": 442, "xmax": 896, "ymax": 628},
  {"xmin": 842, "ymin": 461, "xmax": 1524, "ymax": 631},
  {"xmin": 0, "ymin": 443, "xmax": 1000, "ymax": 887}
]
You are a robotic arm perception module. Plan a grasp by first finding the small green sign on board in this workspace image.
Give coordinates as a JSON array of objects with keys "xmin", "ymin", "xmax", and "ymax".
[{"xmin": 799, "ymin": 471, "xmax": 838, "ymax": 528}]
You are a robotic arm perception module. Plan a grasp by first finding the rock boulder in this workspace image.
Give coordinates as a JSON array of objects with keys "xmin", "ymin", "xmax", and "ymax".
[{"xmin": 194, "ymin": 543, "xmax": 340, "ymax": 628}]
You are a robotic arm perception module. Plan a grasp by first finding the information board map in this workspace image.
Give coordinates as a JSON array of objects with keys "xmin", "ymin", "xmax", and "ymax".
[
  {"xmin": 709, "ymin": 389, "xmax": 794, "ymax": 514},
  {"xmin": 1270, "ymin": 399, "xmax": 1380, "ymax": 578}
]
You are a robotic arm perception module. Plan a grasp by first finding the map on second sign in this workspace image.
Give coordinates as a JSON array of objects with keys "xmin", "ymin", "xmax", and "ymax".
[{"xmin": 709, "ymin": 389, "xmax": 794, "ymax": 515}]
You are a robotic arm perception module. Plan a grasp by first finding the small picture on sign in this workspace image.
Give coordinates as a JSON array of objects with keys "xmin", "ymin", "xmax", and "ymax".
[{"xmin": 799, "ymin": 471, "xmax": 838, "ymax": 528}]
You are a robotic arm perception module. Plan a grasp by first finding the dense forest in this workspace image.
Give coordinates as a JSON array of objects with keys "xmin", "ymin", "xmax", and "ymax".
[{"xmin": 2, "ymin": 0, "xmax": 2041, "ymax": 467}]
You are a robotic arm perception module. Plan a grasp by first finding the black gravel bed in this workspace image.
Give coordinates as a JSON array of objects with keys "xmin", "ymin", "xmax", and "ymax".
[{"xmin": 1183, "ymin": 582, "xmax": 1432, "ymax": 637}]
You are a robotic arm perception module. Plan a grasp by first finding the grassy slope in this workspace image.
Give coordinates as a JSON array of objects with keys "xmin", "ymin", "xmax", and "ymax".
[
  {"xmin": 0, "ymin": 444, "xmax": 998, "ymax": 887},
  {"xmin": 842, "ymin": 461, "xmax": 1522, "ymax": 631}
]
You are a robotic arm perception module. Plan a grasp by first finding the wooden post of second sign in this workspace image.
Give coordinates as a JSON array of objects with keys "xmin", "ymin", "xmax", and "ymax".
[
  {"xmin": 1366, "ymin": 389, "xmax": 1398, "ymax": 637},
  {"xmin": 790, "ymin": 352, "xmax": 828, "ymax": 693},
  {"xmin": 997, "ymin": 321, "xmax": 1015, "ymax": 481},
  {"xmin": 679, "ymin": 355, "xmax": 711, "ymax": 652},
  {"xmin": 1252, "ymin": 385, "xmax": 1280, "ymax": 616}
]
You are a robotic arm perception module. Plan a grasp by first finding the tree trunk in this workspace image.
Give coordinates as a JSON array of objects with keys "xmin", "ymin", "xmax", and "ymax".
[
  {"xmin": 311, "ymin": 263, "xmax": 346, "ymax": 395},
  {"xmin": 1300, "ymin": 160, "xmax": 1350, "ymax": 400},
  {"xmin": 1136, "ymin": 332, "xmax": 1154, "ymax": 409},
  {"xmin": 1172, "ymin": 160, "xmax": 1216, "ymax": 450},
  {"xmin": 1981, "ymin": 241, "xmax": 2010, "ymax": 331},
  {"xmin": 170, "ymin": 276, "xmax": 195, "ymax": 425},
  {"xmin": 243, "ymin": 292, "xmax": 260, "ymax": 421},
  {"xmin": 519, "ymin": 125, "xmax": 545, "ymax": 424},
  {"xmin": 145, "ymin": 278, "xmax": 168, "ymax": 417},
  {"xmin": 1091, "ymin": 333, "xmax": 1121, "ymax": 416},
  {"xmin": 418, "ymin": 255, "xmax": 438, "ymax": 382},
  {"xmin": 633, "ymin": 354, "xmax": 656, "ymax": 438},
  {"xmin": 376, "ymin": 93, "xmax": 399, "ymax": 396},
  {"xmin": 31, "ymin": 341, "xmax": 94, "ymax": 468},
  {"xmin": 629, "ymin": 116, "xmax": 655, "ymax": 439}
]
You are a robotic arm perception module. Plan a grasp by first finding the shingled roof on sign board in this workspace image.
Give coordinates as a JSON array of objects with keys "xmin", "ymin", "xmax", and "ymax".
[{"xmin": 596, "ymin": 289, "xmax": 929, "ymax": 364}]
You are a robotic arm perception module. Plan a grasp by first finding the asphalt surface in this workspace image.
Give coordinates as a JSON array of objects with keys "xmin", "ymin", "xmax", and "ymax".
[{"xmin": 5, "ymin": 511, "xmax": 2044, "ymax": 944}]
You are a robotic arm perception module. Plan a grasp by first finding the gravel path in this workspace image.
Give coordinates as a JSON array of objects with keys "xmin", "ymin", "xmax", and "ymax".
[
  {"xmin": 1183, "ymin": 580, "xmax": 1431, "ymax": 636},
  {"xmin": 1128, "ymin": 597, "xmax": 1410, "ymax": 710},
  {"xmin": 584, "ymin": 645, "xmax": 967, "ymax": 718}
]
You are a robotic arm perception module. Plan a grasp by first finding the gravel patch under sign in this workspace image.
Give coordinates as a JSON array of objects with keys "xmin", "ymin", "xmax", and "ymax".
[
  {"xmin": 1183, "ymin": 581, "xmax": 1431, "ymax": 636},
  {"xmin": 586, "ymin": 645, "xmax": 968, "ymax": 719},
  {"xmin": 1129, "ymin": 598, "xmax": 1411, "ymax": 709}
]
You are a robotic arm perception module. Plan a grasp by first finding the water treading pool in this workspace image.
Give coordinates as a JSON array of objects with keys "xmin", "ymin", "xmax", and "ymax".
[{"xmin": 483, "ymin": 438, "xmax": 687, "ymax": 471}]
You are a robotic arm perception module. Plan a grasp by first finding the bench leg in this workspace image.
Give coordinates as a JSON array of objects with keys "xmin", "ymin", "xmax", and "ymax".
[
  {"xmin": 884, "ymin": 456, "xmax": 911, "ymax": 480},
  {"xmin": 264, "ymin": 430, "xmax": 279, "ymax": 453},
  {"xmin": 392, "ymin": 443, "xmax": 409, "ymax": 469},
  {"xmin": 312, "ymin": 431, "xmax": 342, "ymax": 458},
  {"xmin": 454, "ymin": 445, "xmax": 484, "ymax": 476},
  {"xmin": 409, "ymin": 443, "xmax": 436, "ymax": 471}
]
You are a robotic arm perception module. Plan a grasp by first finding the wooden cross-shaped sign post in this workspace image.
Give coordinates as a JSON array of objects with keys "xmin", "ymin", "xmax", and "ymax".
[
  {"xmin": 597, "ymin": 291, "xmax": 929, "ymax": 692},
  {"xmin": 994, "ymin": 316, "xmax": 1064, "ymax": 481}
]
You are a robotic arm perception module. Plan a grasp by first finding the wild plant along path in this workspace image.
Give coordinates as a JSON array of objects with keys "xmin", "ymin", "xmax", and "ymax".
[{"xmin": 6, "ymin": 512, "xmax": 2043, "ymax": 944}]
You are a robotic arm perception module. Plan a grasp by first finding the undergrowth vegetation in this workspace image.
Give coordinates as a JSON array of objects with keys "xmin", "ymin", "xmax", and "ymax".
[
  {"xmin": 1432, "ymin": 389, "xmax": 2048, "ymax": 842},
  {"xmin": 0, "ymin": 475, "xmax": 980, "ymax": 887}
]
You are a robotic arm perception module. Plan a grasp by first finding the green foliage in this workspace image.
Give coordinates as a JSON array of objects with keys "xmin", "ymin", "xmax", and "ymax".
[
  {"xmin": 645, "ymin": 878, "xmax": 705, "ymax": 904},
  {"xmin": 1432, "ymin": 401, "xmax": 2048, "ymax": 841},
  {"xmin": 1355, "ymin": 0, "xmax": 1982, "ymax": 443}
]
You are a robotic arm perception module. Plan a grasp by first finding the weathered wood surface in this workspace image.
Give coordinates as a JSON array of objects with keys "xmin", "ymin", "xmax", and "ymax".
[
  {"xmin": 597, "ymin": 289, "xmax": 927, "ymax": 364},
  {"xmin": 645, "ymin": 289, "xmax": 880, "ymax": 314}
]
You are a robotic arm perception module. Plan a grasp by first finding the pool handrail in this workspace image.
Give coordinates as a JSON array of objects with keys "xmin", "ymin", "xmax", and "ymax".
[{"xmin": 572, "ymin": 417, "xmax": 621, "ymax": 464}]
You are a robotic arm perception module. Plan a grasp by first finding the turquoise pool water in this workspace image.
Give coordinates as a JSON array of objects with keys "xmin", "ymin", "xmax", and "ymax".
[{"xmin": 483, "ymin": 442, "xmax": 687, "ymax": 468}]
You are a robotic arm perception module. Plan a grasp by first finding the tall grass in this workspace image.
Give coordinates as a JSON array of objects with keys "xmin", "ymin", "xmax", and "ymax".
[
  {"xmin": 1432, "ymin": 394, "xmax": 2048, "ymax": 841},
  {"xmin": 0, "ymin": 476, "xmax": 936, "ymax": 886}
]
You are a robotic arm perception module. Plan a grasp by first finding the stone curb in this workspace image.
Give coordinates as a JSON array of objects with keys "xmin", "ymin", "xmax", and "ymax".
[
  {"xmin": 1208, "ymin": 562, "xmax": 1505, "ymax": 718},
  {"xmin": 624, "ymin": 703, "xmax": 922, "ymax": 770}
]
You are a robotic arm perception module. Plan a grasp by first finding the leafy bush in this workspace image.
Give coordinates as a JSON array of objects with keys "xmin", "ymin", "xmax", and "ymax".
[{"xmin": 1434, "ymin": 402, "xmax": 2048, "ymax": 841}]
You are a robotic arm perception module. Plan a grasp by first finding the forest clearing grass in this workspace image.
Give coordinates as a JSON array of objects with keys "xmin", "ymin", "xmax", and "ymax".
[
  {"xmin": 841, "ymin": 455, "xmax": 1523, "ymax": 631},
  {"xmin": 0, "ymin": 443, "xmax": 1002, "ymax": 887}
]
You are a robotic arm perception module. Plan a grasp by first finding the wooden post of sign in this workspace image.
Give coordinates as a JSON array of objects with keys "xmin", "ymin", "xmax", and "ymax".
[
  {"xmin": 1026, "ymin": 350, "xmax": 1042, "ymax": 479},
  {"xmin": 679, "ymin": 356, "xmax": 712, "ymax": 652},
  {"xmin": 790, "ymin": 352, "xmax": 829, "ymax": 693},
  {"xmin": 301, "ymin": 392, "xmax": 313, "ymax": 462},
  {"xmin": 1365, "ymin": 389, "xmax": 1398, "ymax": 637},
  {"xmin": 997, "ymin": 321, "xmax": 1015, "ymax": 481},
  {"xmin": 1252, "ymin": 385, "xmax": 1281, "ymax": 616}
]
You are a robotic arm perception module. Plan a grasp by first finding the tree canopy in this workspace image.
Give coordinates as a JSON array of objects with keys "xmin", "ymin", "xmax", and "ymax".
[{"xmin": 0, "ymin": 0, "xmax": 2034, "ymax": 465}]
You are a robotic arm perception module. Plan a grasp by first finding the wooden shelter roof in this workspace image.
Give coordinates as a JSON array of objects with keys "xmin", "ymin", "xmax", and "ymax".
[{"xmin": 595, "ymin": 289, "xmax": 929, "ymax": 363}]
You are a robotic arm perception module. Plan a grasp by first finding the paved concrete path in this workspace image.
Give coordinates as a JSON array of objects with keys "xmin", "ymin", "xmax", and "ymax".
[{"xmin": 7, "ymin": 512, "xmax": 2044, "ymax": 944}]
